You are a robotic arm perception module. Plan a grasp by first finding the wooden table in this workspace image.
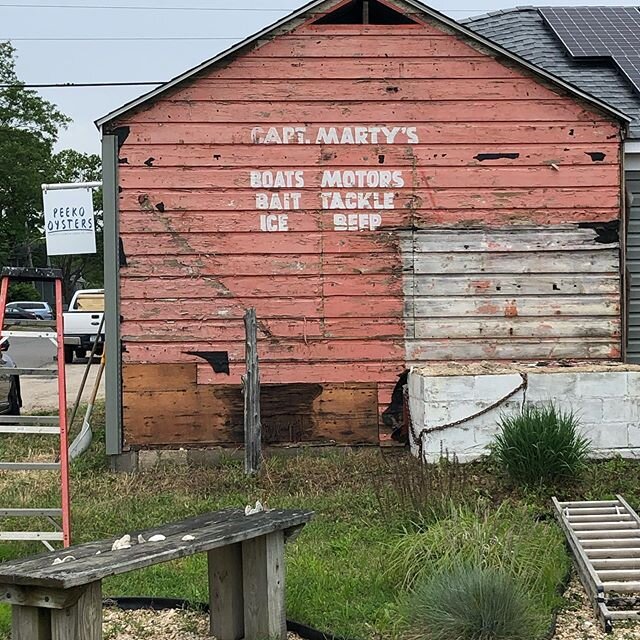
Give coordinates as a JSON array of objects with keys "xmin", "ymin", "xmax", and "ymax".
[{"xmin": 0, "ymin": 508, "xmax": 313, "ymax": 640}]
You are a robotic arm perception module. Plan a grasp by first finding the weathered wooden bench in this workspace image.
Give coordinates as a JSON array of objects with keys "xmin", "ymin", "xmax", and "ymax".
[{"xmin": 0, "ymin": 508, "xmax": 313, "ymax": 640}]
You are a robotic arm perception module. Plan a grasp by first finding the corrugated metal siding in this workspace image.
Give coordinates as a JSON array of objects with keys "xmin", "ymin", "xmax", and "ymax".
[
  {"xmin": 112, "ymin": 5, "xmax": 623, "ymax": 447},
  {"xmin": 627, "ymin": 171, "xmax": 640, "ymax": 361}
]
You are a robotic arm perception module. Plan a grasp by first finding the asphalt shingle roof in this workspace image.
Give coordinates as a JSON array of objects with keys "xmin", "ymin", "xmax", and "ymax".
[{"xmin": 464, "ymin": 7, "xmax": 640, "ymax": 139}]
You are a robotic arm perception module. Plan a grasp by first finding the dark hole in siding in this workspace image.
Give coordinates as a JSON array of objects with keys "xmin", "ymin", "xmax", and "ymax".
[
  {"xmin": 119, "ymin": 237, "xmax": 128, "ymax": 268},
  {"xmin": 118, "ymin": 157, "xmax": 129, "ymax": 165},
  {"xmin": 155, "ymin": 202, "xmax": 166, "ymax": 213},
  {"xmin": 578, "ymin": 220, "xmax": 619, "ymax": 244},
  {"xmin": 474, "ymin": 152, "xmax": 520, "ymax": 162},
  {"xmin": 144, "ymin": 157, "xmax": 155, "ymax": 167},
  {"xmin": 314, "ymin": 0, "xmax": 417, "ymax": 24},
  {"xmin": 586, "ymin": 151, "xmax": 606, "ymax": 162},
  {"xmin": 187, "ymin": 351, "xmax": 230, "ymax": 375},
  {"xmin": 378, "ymin": 155, "xmax": 385, "ymax": 164},
  {"xmin": 113, "ymin": 126, "xmax": 130, "ymax": 151}
]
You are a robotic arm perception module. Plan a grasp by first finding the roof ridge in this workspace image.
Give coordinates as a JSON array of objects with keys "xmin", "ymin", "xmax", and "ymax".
[{"xmin": 462, "ymin": 5, "xmax": 540, "ymax": 24}]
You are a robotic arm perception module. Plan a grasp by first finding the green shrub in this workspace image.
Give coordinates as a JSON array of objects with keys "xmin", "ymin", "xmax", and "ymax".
[
  {"xmin": 388, "ymin": 504, "xmax": 569, "ymax": 615},
  {"xmin": 407, "ymin": 565, "xmax": 541, "ymax": 640},
  {"xmin": 7, "ymin": 282, "xmax": 40, "ymax": 303},
  {"xmin": 493, "ymin": 403, "xmax": 590, "ymax": 486}
]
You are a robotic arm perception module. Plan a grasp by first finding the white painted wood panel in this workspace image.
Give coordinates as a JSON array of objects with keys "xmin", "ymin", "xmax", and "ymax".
[{"xmin": 405, "ymin": 227, "xmax": 621, "ymax": 362}]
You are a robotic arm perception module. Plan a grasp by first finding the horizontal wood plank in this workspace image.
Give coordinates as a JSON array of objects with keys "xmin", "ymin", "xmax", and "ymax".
[
  {"xmin": 123, "ymin": 122, "xmax": 621, "ymax": 146},
  {"xmin": 407, "ymin": 338, "xmax": 620, "ymax": 361},
  {"xmin": 414, "ymin": 250, "xmax": 619, "ymax": 274},
  {"xmin": 119, "ymin": 143, "xmax": 620, "ymax": 169},
  {"xmin": 125, "ymin": 100, "xmax": 600, "ymax": 125},
  {"xmin": 120, "ymin": 165, "xmax": 619, "ymax": 190},
  {"xmin": 169, "ymin": 79, "xmax": 562, "ymax": 102},
  {"xmin": 415, "ymin": 317, "xmax": 620, "ymax": 339},
  {"xmin": 412, "ymin": 295, "xmax": 620, "ymax": 317},
  {"xmin": 414, "ymin": 274, "xmax": 620, "ymax": 296},
  {"xmin": 0, "ymin": 510, "xmax": 313, "ymax": 589}
]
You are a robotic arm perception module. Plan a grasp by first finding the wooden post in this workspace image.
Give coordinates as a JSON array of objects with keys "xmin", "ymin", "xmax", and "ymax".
[
  {"xmin": 208, "ymin": 544, "xmax": 245, "ymax": 640},
  {"xmin": 244, "ymin": 308, "xmax": 261, "ymax": 475},
  {"xmin": 50, "ymin": 581, "xmax": 102, "ymax": 640},
  {"xmin": 242, "ymin": 532, "xmax": 286, "ymax": 640},
  {"xmin": 12, "ymin": 606, "xmax": 51, "ymax": 640}
]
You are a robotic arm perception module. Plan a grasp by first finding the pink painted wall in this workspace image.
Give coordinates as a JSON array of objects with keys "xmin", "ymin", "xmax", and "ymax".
[{"xmin": 111, "ymin": 0, "xmax": 623, "ymax": 447}]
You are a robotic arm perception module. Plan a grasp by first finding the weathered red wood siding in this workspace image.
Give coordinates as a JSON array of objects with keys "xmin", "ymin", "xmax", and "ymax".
[{"xmin": 112, "ymin": 2, "xmax": 623, "ymax": 448}]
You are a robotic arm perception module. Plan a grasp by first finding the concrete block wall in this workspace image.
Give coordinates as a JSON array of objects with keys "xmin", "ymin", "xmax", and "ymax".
[{"xmin": 408, "ymin": 368, "xmax": 640, "ymax": 462}]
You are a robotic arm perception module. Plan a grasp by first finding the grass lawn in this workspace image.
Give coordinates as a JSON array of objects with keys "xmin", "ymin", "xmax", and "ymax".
[{"xmin": 0, "ymin": 403, "xmax": 639, "ymax": 639}]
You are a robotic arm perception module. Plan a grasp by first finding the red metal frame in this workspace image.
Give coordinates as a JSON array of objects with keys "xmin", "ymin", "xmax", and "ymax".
[
  {"xmin": 0, "ymin": 274, "xmax": 71, "ymax": 547},
  {"xmin": 0, "ymin": 278, "xmax": 8, "ymax": 345},
  {"xmin": 55, "ymin": 278, "xmax": 71, "ymax": 547}
]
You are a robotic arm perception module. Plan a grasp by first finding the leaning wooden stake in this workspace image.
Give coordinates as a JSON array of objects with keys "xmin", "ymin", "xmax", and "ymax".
[{"xmin": 244, "ymin": 308, "xmax": 261, "ymax": 475}]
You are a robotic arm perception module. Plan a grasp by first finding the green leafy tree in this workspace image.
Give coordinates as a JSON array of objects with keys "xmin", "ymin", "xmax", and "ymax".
[
  {"xmin": 0, "ymin": 43, "xmax": 103, "ymax": 301},
  {"xmin": 0, "ymin": 41, "xmax": 70, "ymax": 267}
]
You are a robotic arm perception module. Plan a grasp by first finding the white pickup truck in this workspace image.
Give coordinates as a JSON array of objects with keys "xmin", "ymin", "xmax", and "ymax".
[{"xmin": 63, "ymin": 289, "xmax": 104, "ymax": 363}]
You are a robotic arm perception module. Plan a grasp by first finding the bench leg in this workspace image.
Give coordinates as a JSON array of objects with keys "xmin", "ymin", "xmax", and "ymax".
[
  {"xmin": 208, "ymin": 544, "xmax": 244, "ymax": 640},
  {"xmin": 242, "ymin": 531, "xmax": 286, "ymax": 640},
  {"xmin": 50, "ymin": 581, "xmax": 102, "ymax": 640},
  {"xmin": 12, "ymin": 605, "xmax": 51, "ymax": 640}
]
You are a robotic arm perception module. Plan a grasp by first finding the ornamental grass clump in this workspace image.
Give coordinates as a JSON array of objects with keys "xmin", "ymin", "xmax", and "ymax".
[
  {"xmin": 407, "ymin": 565, "xmax": 540, "ymax": 640},
  {"xmin": 493, "ymin": 402, "xmax": 590, "ymax": 486}
]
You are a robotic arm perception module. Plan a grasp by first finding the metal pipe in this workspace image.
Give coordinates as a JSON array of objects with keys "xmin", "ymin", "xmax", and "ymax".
[{"xmin": 41, "ymin": 182, "xmax": 102, "ymax": 191}]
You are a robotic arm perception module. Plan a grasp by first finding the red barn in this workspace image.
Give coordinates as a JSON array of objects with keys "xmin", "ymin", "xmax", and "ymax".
[{"xmin": 97, "ymin": 0, "xmax": 629, "ymax": 465}]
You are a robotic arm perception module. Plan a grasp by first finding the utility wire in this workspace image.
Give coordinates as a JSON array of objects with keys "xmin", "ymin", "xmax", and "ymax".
[
  {"xmin": 0, "ymin": 81, "xmax": 163, "ymax": 87},
  {"xmin": 3, "ymin": 36, "xmax": 243, "ymax": 40},
  {"xmin": 0, "ymin": 2, "xmax": 483, "ymax": 12}
]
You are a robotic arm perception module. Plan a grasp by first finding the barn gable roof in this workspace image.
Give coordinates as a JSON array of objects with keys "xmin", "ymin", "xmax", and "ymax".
[
  {"xmin": 96, "ymin": 0, "xmax": 631, "ymax": 130},
  {"xmin": 464, "ymin": 7, "xmax": 640, "ymax": 140}
]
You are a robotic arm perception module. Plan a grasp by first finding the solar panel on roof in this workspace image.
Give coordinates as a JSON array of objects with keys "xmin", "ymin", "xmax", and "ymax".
[{"xmin": 540, "ymin": 6, "xmax": 640, "ymax": 95}]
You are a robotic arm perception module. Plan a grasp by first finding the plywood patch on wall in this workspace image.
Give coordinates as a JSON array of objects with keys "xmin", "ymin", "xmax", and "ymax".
[{"xmin": 123, "ymin": 364, "xmax": 378, "ymax": 448}]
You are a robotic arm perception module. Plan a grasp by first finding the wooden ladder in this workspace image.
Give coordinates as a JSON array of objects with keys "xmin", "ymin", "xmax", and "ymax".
[{"xmin": 0, "ymin": 267, "xmax": 70, "ymax": 549}]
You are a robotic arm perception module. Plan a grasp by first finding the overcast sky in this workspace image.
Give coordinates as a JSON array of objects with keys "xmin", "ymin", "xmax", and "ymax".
[{"xmin": 3, "ymin": 0, "xmax": 640, "ymax": 155}]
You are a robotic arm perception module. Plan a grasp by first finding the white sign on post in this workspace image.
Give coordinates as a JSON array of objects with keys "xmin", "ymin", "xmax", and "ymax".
[{"xmin": 43, "ymin": 187, "xmax": 97, "ymax": 256}]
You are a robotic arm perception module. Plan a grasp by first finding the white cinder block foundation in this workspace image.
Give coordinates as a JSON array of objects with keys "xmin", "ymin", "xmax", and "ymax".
[{"xmin": 408, "ymin": 364, "xmax": 640, "ymax": 463}]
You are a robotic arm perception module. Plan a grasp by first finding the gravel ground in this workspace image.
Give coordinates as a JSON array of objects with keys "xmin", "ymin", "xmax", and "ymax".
[
  {"xmin": 103, "ymin": 608, "xmax": 303, "ymax": 640},
  {"xmin": 102, "ymin": 580, "xmax": 640, "ymax": 640},
  {"xmin": 556, "ymin": 577, "xmax": 640, "ymax": 639}
]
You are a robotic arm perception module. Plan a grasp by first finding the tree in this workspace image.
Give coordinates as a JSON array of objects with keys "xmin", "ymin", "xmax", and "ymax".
[
  {"xmin": 0, "ymin": 42, "xmax": 70, "ymax": 268},
  {"xmin": 0, "ymin": 43, "xmax": 103, "ymax": 301}
]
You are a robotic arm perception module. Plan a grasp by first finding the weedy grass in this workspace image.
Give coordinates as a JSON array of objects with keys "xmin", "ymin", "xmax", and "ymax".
[
  {"xmin": 492, "ymin": 403, "xmax": 591, "ymax": 487},
  {"xmin": 407, "ymin": 565, "xmax": 542, "ymax": 640},
  {"xmin": 2, "ymin": 401, "xmax": 639, "ymax": 640},
  {"xmin": 387, "ymin": 503, "xmax": 569, "ymax": 619}
]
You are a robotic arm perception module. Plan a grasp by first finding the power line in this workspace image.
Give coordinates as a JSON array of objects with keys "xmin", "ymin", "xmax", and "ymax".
[
  {"xmin": 3, "ymin": 36, "xmax": 242, "ymax": 41},
  {"xmin": 0, "ymin": 2, "xmax": 482, "ymax": 13},
  {"xmin": 0, "ymin": 81, "xmax": 163, "ymax": 87}
]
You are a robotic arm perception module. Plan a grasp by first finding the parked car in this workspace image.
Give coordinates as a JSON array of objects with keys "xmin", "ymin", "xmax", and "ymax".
[
  {"xmin": 0, "ymin": 341, "xmax": 21, "ymax": 415},
  {"xmin": 6, "ymin": 301, "xmax": 53, "ymax": 320},
  {"xmin": 4, "ymin": 307, "xmax": 39, "ymax": 320},
  {"xmin": 63, "ymin": 289, "xmax": 104, "ymax": 363}
]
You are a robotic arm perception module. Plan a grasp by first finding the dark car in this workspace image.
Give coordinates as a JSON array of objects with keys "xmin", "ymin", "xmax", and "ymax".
[
  {"xmin": 5, "ymin": 307, "xmax": 38, "ymax": 321},
  {"xmin": 0, "ymin": 341, "xmax": 21, "ymax": 415}
]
